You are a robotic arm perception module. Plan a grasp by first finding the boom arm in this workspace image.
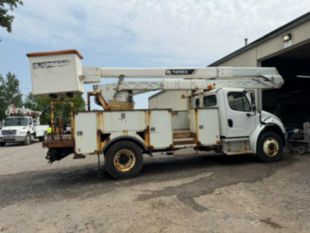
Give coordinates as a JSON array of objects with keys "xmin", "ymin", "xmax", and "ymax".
[
  {"xmin": 84, "ymin": 66, "xmax": 283, "ymax": 86},
  {"xmin": 91, "ymin": 67, "xmax": 283, "ymax": 105}
]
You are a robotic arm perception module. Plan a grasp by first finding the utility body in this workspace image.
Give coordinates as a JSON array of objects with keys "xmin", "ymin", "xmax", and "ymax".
[
  {"xmin": 27, "ymin": 50, "xmax": 286, "ymax": 179},
  {"xmin": 0, "ymin": 105, "xmax": 48, "ymax": 146}
]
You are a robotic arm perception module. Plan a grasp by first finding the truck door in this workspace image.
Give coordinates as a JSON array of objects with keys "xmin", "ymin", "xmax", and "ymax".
[{"xmin": 223, "ymin": 90, "xmax": 259, "ymax": 138}]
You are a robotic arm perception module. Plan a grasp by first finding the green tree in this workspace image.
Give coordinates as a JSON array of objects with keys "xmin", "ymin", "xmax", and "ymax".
[
  {"xmin": 24, "ymin": 93, "xmax": 86, "ymax": 125},
  {"xmin": 0, "ymin": 72, "xmax": 23, "ymax": 120},
  {"xmin": 0, "ymin": 0, "xmax": 23, "ymax": 33}
]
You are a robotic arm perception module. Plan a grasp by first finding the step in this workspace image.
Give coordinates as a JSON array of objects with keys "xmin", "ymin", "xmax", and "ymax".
[
  {"xmin": 173, "ymin": 131, "xmax": 196, "ymax": 139},
  {"xmin": 173, "ymin": 139, "xmax": 196, "ymax": 145}
]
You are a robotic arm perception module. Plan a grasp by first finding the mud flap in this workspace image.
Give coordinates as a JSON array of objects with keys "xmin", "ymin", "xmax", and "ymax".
[{"xmin": 46, "ymin": 148, "xmax": 74, "ymax": 163}]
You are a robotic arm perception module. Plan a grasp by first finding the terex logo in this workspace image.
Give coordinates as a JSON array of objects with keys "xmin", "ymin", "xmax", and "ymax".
[{"xmin": 165, "ymin": 69, "xmax": 196, "ymax": 75}]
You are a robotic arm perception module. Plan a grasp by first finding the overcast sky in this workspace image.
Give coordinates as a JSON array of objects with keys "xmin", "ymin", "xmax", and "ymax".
[{"xmin": 0, "ymin": 0, "xmax": 309, "ymax": 108}]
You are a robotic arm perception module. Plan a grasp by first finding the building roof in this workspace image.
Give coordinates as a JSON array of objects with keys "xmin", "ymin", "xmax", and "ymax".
[{"xmin": 209, "ymin": 11, "xmax": 310, "ymax": 66}]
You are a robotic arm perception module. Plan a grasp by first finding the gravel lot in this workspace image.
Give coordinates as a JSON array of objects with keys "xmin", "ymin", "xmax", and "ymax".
[{"xmin": 0, "ymin": 142, "xmax": 309, "ymax": 233}]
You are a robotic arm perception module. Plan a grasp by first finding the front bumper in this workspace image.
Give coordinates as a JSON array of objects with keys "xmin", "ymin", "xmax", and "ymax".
[{"xmin": 0, "ymin": 135, "xmax": 26, "ymax": 143}]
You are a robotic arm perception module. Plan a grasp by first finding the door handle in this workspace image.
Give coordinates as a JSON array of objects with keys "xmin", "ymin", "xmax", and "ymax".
[
  {"xmin": 228, "ymin": 119, "xmax": 233, "ymax": 127},
  {"xmin": 246, "ymin": 111, "xmax": 256, "ymax": 117}
]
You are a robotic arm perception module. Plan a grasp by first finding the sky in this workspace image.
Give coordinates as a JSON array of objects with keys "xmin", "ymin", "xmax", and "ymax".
[{"xmin": 0, "ymin": 0, "xmax": 309, "ymax": 108}]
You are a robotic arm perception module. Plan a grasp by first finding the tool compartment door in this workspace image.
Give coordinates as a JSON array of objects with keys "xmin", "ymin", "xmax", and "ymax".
[
  {"xmin": 75, "ymin": 112, "xmax": 97, "ymax": 154},
  {"xmin": 197, "ymin": 108, "xmax": 220, "ymax": 146},
  {"xmin": 149, "ymin": 110, "xmax": 173, "ymax": 148}
]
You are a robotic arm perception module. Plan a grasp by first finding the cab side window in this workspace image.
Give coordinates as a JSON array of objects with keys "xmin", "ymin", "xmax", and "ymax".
[
  {"xmin": 228, "ymin": 92, "xmax": 251, "ymax": 112},
  {"xmin": 29, "ymin": 118, "xmax": 33, "ymax": 125},
  {"xmin": 203, "ymin": 95, "xmax": 217, "ymax": 107}
]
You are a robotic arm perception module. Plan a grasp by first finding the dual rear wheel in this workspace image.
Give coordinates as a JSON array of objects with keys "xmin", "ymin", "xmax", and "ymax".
[{"xmin": 104, "ymin": 141, "xmax": 143, "ymax": 179}]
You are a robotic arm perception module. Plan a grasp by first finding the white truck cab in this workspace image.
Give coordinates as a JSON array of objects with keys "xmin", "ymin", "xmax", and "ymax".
[
  {"xmin": 195, "ymin": 88, "xmax": 285, "ymax": 156},
  {"xmin": 0, "ymin": 116, "xmax": 34, "ymax": 145}
]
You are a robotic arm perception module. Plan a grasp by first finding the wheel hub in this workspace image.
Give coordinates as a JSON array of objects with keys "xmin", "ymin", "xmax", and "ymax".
[
  {"xmin": 113, "ymin": 149, "xmax": 136, "ymax": 172},
  {"xmin": 263, "ymin": 138, "xmax": 279, "ymax": 157}
]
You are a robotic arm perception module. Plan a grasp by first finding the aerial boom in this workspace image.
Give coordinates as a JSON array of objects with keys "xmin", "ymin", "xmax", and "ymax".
[
  {"xmin": 92, "ymin": 68, "xmax": 284, "ymax": 106},
  {"xmin": 27, "ymin": 50, "xmax": 284, "ymax": 97},
  {"xmin": 83, "ymin": 66, "xmax": 283, "ymax": 84}
]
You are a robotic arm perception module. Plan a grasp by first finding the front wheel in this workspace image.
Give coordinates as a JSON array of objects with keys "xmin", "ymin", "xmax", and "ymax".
[
  {"xmin": 0, "ymin": 142, "xmax": 5, "ymax": 147},
  {"xmin": 24, "ymin": 134, "xmax": 31, "ymax": 145},
  {"xmin": 257, "ymin": 132, "xmax": 283, "ymax": 162},
  {"xmin": 104, "ymin": 141, "xmax": 143, "ymax": 179}
]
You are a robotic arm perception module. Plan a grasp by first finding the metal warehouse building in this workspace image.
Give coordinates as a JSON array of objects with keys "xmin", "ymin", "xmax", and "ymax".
[{"xmin": 150, "ymin": 12, "xmax": 310, "ymax": 128}]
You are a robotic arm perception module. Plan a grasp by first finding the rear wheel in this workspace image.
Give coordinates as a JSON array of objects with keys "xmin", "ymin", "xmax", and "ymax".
[
  {"xmin": 257, "ymin": 132, "xmax": 283, "ymax": 162},
  {"xmin": 24, "ymin": 133, "xmax": 31, "ymax": 145},
  {"xmin": 0, "ymin": 142, "xmax": 5, "ymax": 146},
  {"xmin": 104, "ymin": 141, "xmax": 143, "ymax": 179}
]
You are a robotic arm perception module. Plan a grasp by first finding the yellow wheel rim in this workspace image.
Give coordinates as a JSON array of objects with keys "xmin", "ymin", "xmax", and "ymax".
[{"xmin": 113, "ymin": 149, "xmax": 136, "ymax": 172}]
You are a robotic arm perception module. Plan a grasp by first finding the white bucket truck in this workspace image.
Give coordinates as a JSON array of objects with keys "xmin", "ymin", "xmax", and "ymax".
[
  {"xmin": 0, "ymin": 105, "xmax": 48, "ymax": 146},
  {"xmin": 27, "ymin": 50, "xmax": 286, "ymax": 179}
]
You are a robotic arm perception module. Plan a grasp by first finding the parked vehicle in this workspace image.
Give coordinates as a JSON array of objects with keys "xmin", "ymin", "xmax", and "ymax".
[
  {"xmin": 27, "ymin": 49, "xmax": 286, "ymax": 179},
  {"xmin": 0, "ymin": 105, "xmax": 48, "ymax": 146}
]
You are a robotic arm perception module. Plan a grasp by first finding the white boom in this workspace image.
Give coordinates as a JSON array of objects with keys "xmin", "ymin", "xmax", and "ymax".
[
  {"xmin": 90, "ymin": 67, "xmax": 283, "ymax": 104},
  {"xmin": 5, "ymin": 105, "xmax": 41, "ymax": 117},
  {"xmin": 83, "ymin": 66, "xmax": 281, "ymax": 80},
  {"xmin": 84, "ymin": 67, "xmax": 283, "ymax": 89}
]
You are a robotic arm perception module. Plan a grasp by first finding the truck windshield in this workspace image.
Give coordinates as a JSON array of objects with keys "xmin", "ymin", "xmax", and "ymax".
[{"xmin": 4, "ymin": 118, "xmax": 28, "ymax": 126}]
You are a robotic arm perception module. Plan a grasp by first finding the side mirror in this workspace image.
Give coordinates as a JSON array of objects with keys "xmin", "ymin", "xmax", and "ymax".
[
  {"xmin": 249, "ymin": 91, "xmax": 255, "ymax": 105},
  {"xmin": 246, "ymin": 90, "xmax": 257, "ymax": 117}
]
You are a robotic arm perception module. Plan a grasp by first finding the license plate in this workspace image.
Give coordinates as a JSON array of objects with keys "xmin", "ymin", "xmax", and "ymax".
[{"xmin": 4, "ymin": 136, "xmax": 15, "ymax": 140}]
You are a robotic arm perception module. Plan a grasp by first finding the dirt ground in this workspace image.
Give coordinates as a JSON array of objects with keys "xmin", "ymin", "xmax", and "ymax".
[{"xmin": 0, "ymin": 142, "xmax": 309, "ymax": 233}]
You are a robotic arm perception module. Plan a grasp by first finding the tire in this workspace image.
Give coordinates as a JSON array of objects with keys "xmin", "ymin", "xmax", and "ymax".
[
  {"xmin": 39, "ymin": 136, "xmax": 44, "ymax": 142},
  {"xmin": 257, "ymin": 132, "xmax": 283, "ymax": 162},
  {"xmin": 24, "ymin": 133, "xmax": 31, "ymax": 145},
  {"xmin": 104, "ymin": 141, "xmax": 143, "ymax": 179},
  {"xmin": 0, "ymin": 142, "xmax": 5, "ymax": 147}
]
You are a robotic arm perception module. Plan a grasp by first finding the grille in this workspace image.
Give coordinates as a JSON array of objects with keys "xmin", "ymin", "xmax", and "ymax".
[{"xmin": 2, "ymin": 130, "xmax": 17, "ymax": 135}]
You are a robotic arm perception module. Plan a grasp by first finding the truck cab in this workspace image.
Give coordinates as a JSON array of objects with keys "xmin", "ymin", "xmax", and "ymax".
[
  {"xmin": 193, "ymin": 88, "xmax": 285, "ymax": 157},
  {"xmin": 0, "ymin": 116, "xmax": 34, "ymax": 145}
]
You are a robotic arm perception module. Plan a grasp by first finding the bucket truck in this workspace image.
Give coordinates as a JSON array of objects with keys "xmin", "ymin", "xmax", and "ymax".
[
  {"xmin": 27, "ymin": 50, "xmax": 286, "ymax": 179},
  {"xmin": 0, "ymin": 105, "xmax": 48, "ymax": 146}
]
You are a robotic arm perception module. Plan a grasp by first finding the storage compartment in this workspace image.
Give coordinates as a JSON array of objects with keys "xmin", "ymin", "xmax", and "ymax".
[
  {"xmin": 189, "ymin": 108, "xmax": 220, "ymax": 146},
  {"xmin": 149, "ymin": 110, "xmax": 173, "ymax": 148},
  {"xmin": 27, "ymin": 50, "xmax": 84, "ymax": 95},
  {"xmin": 75, "ymin": 112, "xmax": 97, "ymax": 154},
  {"xmin": 101, "ymin": 111, "xmax": 147, "ymax": 132},
  {"xmin": 197, "ymin": 108, "xmax": 220, "ymax": 146}
]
